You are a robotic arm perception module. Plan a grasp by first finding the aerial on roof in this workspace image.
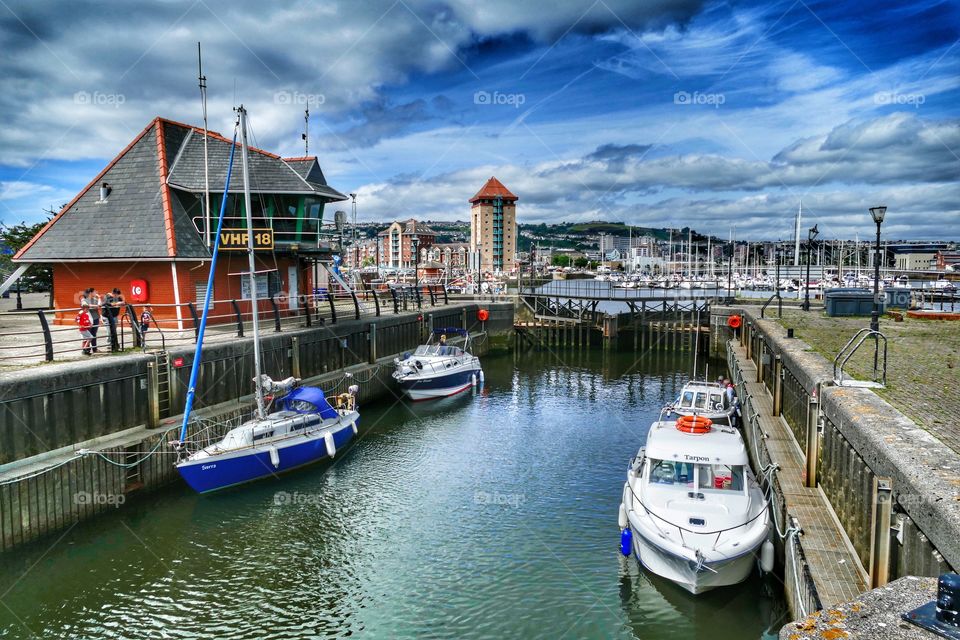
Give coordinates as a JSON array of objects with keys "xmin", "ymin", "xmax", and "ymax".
[
  {"xmin": 470, "ymin": 176, "xmax": 518, "ymax": 203},
  {"xmin": 14, "ymin": 117, "xmax": 347, "ymax": 263}
]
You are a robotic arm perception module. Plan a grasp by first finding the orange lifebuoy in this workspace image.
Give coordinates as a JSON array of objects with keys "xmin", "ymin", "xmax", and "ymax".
[
  {"xmin": 676, "ymin": 415, "xmax": 713, "ymax": 434},
  {"xmin": 727, "ymin": 314, "xmax": 742, "ymax": 329},
  {"xmin": 477, "ymin": 309, "xmax": 490, "ymax": 322}
]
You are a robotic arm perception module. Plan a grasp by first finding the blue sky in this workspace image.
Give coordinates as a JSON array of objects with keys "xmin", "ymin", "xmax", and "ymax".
[{"xmin": 0, "ymin": 0, "xmax": 957, "ymax": 240}]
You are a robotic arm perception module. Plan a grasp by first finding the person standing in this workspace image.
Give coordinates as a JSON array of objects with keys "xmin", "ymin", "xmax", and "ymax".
[
  {"xmin": 139, "ymin": 305, "xmax": 154, "ymax": 349},
  {"xmin": 102, "ymin": 288, "xmax": 124, "ymax": 352},
  {"xmin": 76, "ymin": 301, "xmax": 93, "ymax": 355},
  {"xmin": 87, "ymin": 288, "xmax": 102, "ymax": 353}
]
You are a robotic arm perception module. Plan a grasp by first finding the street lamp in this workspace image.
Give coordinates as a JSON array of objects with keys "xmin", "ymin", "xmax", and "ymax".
[
  {"xmin": 410, "ymin": 235, "xmax": 420, "ymax": 306},
  {"xmin": 349, "ymin": 193, "xmax": 357, "ymax": 247},
  {"xmin": 803, "ymin": 224, "xmax": 819, "ymax": 311},
  {"xmin": 869, "ymin": 206, "xmax": 887, "ymax": 334}
]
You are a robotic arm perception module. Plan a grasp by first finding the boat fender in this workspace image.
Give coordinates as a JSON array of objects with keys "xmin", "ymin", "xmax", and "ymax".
[
  {"xmin": 760, "ymin": 540, "xmax": 775, "ymax": 573},
  {"xmin": 351, "ymin": 420, "xmax": 358, "ymax": 435},
  {"xmin": 479, "ymin": 369, "xmax": 485, "ymax": 382},
  {"xmin": 619, "ymin": 527, "xmax": 632, "ymax": 557},
  {"xmin": 471, "ymin": 374, "xmax": 477, "ymax": 386},
  {"xmin": 268, "ymin": 446, "xmax": 280, "ymax": 468},
  {"xmin": 618, "ymin": 503, "xmax": 628, "ymax": 529},
  {"xmin": 324, "ymin": 431, "xmax": 336, "ymax": 458}
]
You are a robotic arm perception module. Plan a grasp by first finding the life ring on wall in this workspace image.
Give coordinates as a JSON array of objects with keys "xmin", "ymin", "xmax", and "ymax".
[
  {"xmin": 676, "ymin": 415, "xmax": 713, "ymax": 434},
  {"xmin": 477, "ymin": 309, "xmax": 490, "ymax": 322},
  {"xmin": 727, "ymin": 314, "xmax": 742, "ymax": 329}
]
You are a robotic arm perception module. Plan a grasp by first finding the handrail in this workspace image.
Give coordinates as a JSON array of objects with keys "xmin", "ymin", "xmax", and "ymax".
[{"xmin": 833, "ymin": 328, "xmax": 887, "ymax": 386}]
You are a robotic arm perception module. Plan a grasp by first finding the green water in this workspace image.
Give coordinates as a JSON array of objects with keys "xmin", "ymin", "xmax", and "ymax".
[{"xmin": 0, "ymin": 349, "xmax": 786, "ymax": 639}]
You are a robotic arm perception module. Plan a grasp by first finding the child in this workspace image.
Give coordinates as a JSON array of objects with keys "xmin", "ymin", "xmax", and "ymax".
[
  {"xmin": 139, "ymin": 305, "xmax": 154, "ymax": 348},
  {"xmin": 76, "ymin": 301, "xmax": 93, "ymax": 355}
]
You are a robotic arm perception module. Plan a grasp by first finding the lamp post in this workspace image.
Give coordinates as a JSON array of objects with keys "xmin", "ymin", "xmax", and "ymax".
[
  {"xmin": 869, "ymin": 206, "xmax": 887, "ymax": 334},
  {"xmin": 410, "ymin": 236, "xmax": 420, "ymax": 306},
  {"xmin": 803, "ymin": 224, "xmax": 819, "ymax": 311},
  {"xmin": 349, "ymin": 193, "xmax": 357, "ymax": 247}
]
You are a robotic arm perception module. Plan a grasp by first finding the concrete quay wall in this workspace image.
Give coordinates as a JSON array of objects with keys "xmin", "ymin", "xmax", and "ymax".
[{"xmin": 720, "ymin": 306, "xmax": 957, "ymax": 612}]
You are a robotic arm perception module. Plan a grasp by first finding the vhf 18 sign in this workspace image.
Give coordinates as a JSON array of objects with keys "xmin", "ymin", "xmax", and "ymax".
[{"xmin": 219, "ymin": 229, "xmax": 274, "ymax": 251}]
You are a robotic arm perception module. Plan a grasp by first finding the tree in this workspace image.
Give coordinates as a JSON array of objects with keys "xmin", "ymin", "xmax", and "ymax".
[
  {"xmin": 360, "ymin": 256, "xmax": 375, "ymax": 267},
  {"xmin": 551, "ymin": 254, "xmax": 571, "ymax": 267},
  {"xmin": 573, "ymin": 256, "xmax": 588, "ymax": 268},
  {"xmin": 0, "ymin": 219, "xmax": 53, "ymax": 293}
]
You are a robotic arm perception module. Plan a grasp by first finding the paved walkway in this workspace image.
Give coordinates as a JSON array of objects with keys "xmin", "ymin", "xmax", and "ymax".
[
  {"xmin": 733, "ymin": 341, "xmax": 868, "ymax": 608},
  {"xmin": 776, "ymin": 309, "xmax": 960, "ymax": 454}
]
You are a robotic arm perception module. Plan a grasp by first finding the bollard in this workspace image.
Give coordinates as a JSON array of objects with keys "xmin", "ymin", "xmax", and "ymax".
[
  {"xmin": 772, "ymin": 355, "xmax": 783, "ymax": 416},
  {"xmin": 146, "ymin": 361, "xmax": 160, "ymax": 428},
  {"xmin": 291, "ymin": 336, "xmax": 301, "ymax": 378},
  {"xmin": 869, "ymin": 477, "xmax": 893, "ymax": 588},
  {"xmin": 804, "ymin": 391, "xmax": 820, "ymax": 488}
]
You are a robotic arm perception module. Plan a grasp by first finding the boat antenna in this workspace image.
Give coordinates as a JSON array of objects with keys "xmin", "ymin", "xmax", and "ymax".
[
  {"xmin": 238, "ymin": 105, "xmax": 267, "ymax": 419},
  {"xmin": 691, "ymin": 305, "xmax": 700, "ymax": 380},
  {"xmin": 302, "ymin": 108, "xmax": 309, "ymax": 156},
  {"xmin": 198, "ymin": 42, "xmax": 211, "ymax": 248},
  {"xmin": 179, "ymin": 121, "xmax": 240, "ymax": 443}
]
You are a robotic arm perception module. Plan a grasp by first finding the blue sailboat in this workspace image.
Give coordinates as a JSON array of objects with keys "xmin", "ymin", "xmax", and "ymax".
[{"xmin": 171, "ymin": 106, "xmax": 359, "ymax": 494}]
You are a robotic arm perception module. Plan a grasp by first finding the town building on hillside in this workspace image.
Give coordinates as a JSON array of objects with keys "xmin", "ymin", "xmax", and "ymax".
[
  {"xmin": 935, "ymin": 250, "xmax": 960, "ymax": 271},
  {"xmin": 377, "ymin": 219, "xmax": 437, "ymax": 269},
  {"xmin": 13, "ymin": 117, "xmax": 347, "ymax": 326},
  {"xmin": 469, "ymin": 177, "xmax": 517, "ymax": 273}
]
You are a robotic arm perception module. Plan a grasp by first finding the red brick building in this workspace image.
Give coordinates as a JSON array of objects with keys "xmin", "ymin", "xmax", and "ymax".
[{"xmin": 14, "ymin": 117, "xmax": 347, "ymax": 327}]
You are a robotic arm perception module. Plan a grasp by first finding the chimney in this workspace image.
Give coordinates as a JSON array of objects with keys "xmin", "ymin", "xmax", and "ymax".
[{"xmin": 99, "ymin": 182, "xmax": 111, "ymax": 202}]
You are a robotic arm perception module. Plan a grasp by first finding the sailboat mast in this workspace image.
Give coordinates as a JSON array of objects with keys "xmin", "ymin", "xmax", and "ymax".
[
  {"xmin": 238, "ymin": 106, "xmax": 266, "ymax": 419},
  {"xmin": 199, "ymin": 42, "xmax": 211, "ymax": 248}
]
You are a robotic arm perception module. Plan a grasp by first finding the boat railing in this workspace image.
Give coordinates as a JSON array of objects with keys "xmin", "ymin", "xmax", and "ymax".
[{"xmin": 624, "ymin": 480, "xmax": 770, "ymax": 551}]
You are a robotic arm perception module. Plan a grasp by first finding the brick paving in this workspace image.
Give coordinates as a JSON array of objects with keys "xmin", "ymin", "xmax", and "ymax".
[{"xmin": 776, "ymin": 309, "xmax": 960, "ymax": 454}]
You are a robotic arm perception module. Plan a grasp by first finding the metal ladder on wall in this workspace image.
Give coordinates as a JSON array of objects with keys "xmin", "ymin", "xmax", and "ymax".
[
  {"xmin": 833, "ymin": 328, "xmax": 887, "ymax": 388},
  {"xmin": 155, "ymin": 351, "xmax": 172, "ymax": 418},
  {"xmin": 123, "ymin": 445, "xmax": 144, "ymax": 492}
]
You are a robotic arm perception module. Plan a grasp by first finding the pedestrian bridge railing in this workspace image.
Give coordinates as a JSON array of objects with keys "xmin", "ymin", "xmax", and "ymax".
[{"xmin": 0, "ymin": 284, "xmax": 452, "ymax": 366}]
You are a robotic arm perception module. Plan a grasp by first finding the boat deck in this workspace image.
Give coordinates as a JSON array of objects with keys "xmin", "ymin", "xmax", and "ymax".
[{"xmin": 732, "ymin": 342, "xmax": 868, "ymax": 607}]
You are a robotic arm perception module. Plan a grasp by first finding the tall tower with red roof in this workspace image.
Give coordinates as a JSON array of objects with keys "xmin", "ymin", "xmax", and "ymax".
[{"xmin": 469, "ymin": 177, "xmax": 518, "ymax": 273}]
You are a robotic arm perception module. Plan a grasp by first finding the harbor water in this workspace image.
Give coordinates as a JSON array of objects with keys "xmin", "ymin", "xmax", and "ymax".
[{"xmin": 0, "ymin": 349, "xmax": 786, "ymax": 639}]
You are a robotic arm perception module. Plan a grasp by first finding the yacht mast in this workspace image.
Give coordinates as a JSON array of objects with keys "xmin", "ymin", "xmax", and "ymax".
[{"xmin": 238, "ymin": 106, "xmax": 266, "ymax": 419}]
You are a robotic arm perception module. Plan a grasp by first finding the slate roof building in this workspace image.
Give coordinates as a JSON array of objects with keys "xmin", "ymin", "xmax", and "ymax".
[
  {"xmin": 14, "ymin": 117, "xmax": 347, "ymax": 327},
  {"xmin": 376, "ymin": 219, "xmax": 437, "ymax": 269}
]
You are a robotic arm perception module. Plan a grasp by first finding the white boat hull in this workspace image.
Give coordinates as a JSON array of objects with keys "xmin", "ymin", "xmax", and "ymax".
[{"xmin": 630, "ymin": 525, "xmax": 760, "ymax": 594}]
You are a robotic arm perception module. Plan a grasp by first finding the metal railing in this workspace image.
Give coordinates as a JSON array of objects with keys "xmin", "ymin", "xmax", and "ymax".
[
  {"xmin": 520, "ymin": 279, "xmax": 735, "ymax": 301},
  {"xmin": 0, "ymin": 284, "xmax": 455, "ymax": 366},
  {"xmin": 833, "ymin": 328, "xmax": 888, "ymax": 387}
]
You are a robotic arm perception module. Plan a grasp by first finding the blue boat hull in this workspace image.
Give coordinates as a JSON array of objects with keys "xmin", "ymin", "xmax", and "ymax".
[
  {"xmin": 398, "ymin": 367, "xmax": 479, "ymax": 401},
  {"xmin": 176, "ymin": 423, "xmax": 356, "ymax": 494}
]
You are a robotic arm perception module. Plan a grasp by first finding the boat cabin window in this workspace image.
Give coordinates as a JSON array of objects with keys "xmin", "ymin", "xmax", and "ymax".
[
  {"xmin": 693, "ymin": 392, "xmax": 707, "ymax": 410},
  {"xmin": 648, "ymin": 459, "xmax": 695, "ymax": 488},
  {"xmin": 678, "ymin": 391, "xmax": 694, "ymax": 408},
  {"xmin": 288, "ymin": 400, "xmax": 317, "ymax": 413},
  {"xmin": 710, "ymin": 393, "xmax": 726, "ymax": 410},
  {"xmin": 696, "ymin": 464, "xmax": 744, "ymax": 492}
]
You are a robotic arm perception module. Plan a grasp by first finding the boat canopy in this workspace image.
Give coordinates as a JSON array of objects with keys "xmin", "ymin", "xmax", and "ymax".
[
  {"xmin": 433, "ymin": 327, "xmax": 468, "ymax": 336},
  {"xmin": 645, "ymin": 421, "xmax": 748, "ymax": 466},
  {"xmin": 281, "ymin": 386, "xmax": 338, "ymax": 419}
]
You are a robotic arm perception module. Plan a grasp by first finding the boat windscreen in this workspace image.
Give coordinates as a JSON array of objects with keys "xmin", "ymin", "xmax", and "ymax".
[
  {"xmin": 696, "ymin": 464, "xmax": 744, "ymax": 492},
  {"xmin": 648, "ymin": 459, "xmax": 695, "ymax": 489}
]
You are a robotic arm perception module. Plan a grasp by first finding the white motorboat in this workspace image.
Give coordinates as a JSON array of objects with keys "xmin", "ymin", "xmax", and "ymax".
[
  {"xmin": 668, "ymin": 380, "xmax": 738, "ymax": 426},
  {"xmin": 393, "ymin": 328, "xmax": 483, "ymax": 400},
  {"xmin": 618, "ymin": 414, "xmax": 772, "ymax": 594}
]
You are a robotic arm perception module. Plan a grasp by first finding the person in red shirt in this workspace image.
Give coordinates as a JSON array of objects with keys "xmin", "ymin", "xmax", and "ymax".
[{"xmin": 76, "ymin": 300, "xmax": 93, "ymax": 355}]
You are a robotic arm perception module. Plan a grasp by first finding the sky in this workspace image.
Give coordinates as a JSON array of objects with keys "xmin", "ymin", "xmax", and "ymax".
[{"xmin": 0, "ymin": 0, "xmax": 957, "ymax": 241}]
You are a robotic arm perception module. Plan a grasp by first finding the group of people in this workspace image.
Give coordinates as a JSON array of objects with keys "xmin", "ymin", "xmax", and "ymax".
[{"xmin": 74, "ymin": 288, "xmax": 155, "ymax": 355}]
